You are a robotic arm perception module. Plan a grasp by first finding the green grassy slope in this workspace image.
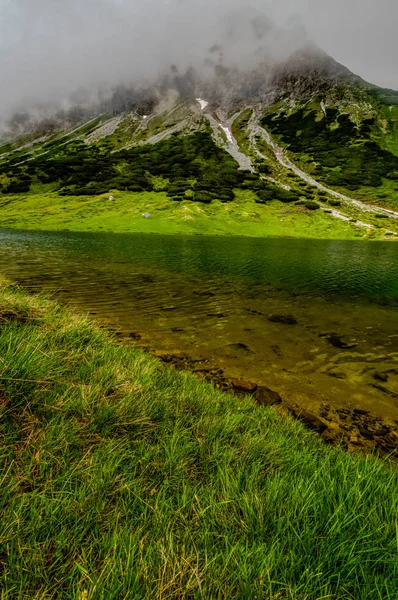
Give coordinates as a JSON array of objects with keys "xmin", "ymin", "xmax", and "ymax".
[
  {"xmin": 0, "ymin": 131, "xmax": 245, "ymax": 198},
  {"xmin": 0, "ymin": 124, "xmax": 395, "ymax": 240},
  {"xmin": 0, "ymin": 116, "xmax": 110, "ymax": 168},
  {"xmin": 261, "ymin": 101, "xmax": 398, "ymax": 210},
  {"xmin": 0, "ymin": 189, "xmax": 384, "ymax": 239},
  {"xmin": 0, "ymin": 278, "xmax": 397, "ymax": 599},
  {"xmin": 1, "ymin": 90, "xmax": 398, "ymax": 239}
]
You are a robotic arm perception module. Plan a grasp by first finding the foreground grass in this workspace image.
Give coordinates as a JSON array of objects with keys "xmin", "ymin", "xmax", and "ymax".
[
  {"xmin": 0, "ymin": 189, "xmax": 385, "ymax": 240},
  {"xmin": 0, "ymin": 279, "xmax": 397, "ymax": 599}
]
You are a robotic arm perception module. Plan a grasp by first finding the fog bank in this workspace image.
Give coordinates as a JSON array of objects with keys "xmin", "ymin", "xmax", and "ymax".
[{"xmin": 0, "ymin": 0, "xmax": 397, "ymax": 117}]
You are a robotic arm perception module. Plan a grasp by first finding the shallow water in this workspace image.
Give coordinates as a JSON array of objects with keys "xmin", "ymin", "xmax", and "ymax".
[{"xmin": 0, "ymin": 229, "xmax": 397, "ymax": 427}]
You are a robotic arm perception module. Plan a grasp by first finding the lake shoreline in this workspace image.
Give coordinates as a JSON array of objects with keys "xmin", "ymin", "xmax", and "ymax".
[
  {"xmin": 0, "ymin": 222, "xmax": 396, "ymax": 241},
  {"xmin": 0, "ymin": 228, "xmax": 397, "ymax": 459},
  {"xmin": 124, "ymin": 341, "xmax": 398, "ymax": 459},
  {"xmin": 0, "ymin": 277, "xmax": 397, "ymax": 597}
]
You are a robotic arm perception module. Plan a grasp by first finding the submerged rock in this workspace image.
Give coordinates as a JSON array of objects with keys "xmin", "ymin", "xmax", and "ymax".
[
  {"xmin": 151, "ymin": 351, "xmax": 174, "ymax": 363},
  {"xmin": 268, "ymin": 314, "xmax": 298, "ymax": 325},
  {"xmin": 326, "ymin": 335, "xmax": 358, "ymax": 350},
  {"xmin": 246, "ymin": 308, "xmax": 264, "ymax": 316},
  {"xmin": 373, "ymin": 371, "xmax": 389, "ymax": 382},
  {"xmin": 229, "ymin": 343, "xmax": 252, "ymax": 353},
  {"xmin": 353, "ymin": 408, "xmax": 370, "ymax": 416},
  {"xmin": 129, "ymin": 331, "xmax": 142, "ymax": 340},
  {"xmin": 370, "ymin": 383, "xmax": 398, "ymax": 399},
  {"xmin": 232, "ymin": 379, "xmax": 257, "ymax": 394},
  {"xmin": 288, "ymin": 407, "xmax": 328, "ymax": 433},
  {"xmin": 194, "ymin": 291, "xmax": 216, "ymax": 298},
  {"xmin": 256, "ymin": 386, "xmax": 282, "ymax": 406},
  {"xmin": 328, "ymin": 371, "xmax": 346, "ymax": 379},
  {"xmin": 322, "ymin": 426, "xmax": 347, "ymax": 445},
  {"xmin": 270, "ymin": 344, "xmax": 283, "ymax": 357}
]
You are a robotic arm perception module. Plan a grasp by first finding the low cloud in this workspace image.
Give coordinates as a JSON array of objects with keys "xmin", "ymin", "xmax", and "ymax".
[{"xmin": 0, "ymin": 0, "xmax": 397, "ymax": 119}]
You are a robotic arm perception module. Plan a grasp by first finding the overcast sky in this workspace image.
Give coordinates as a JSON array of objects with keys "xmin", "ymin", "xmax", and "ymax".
[
  {"xmin": 0, "ymin": 0, "xmax": 397, "ymax": 116},
  {"xmin": 274, "ymin": 0, "xmax": 398, "ymax": 90}
]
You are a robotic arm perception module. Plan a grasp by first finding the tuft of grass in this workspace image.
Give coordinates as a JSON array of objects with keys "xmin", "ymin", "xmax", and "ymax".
[{"xmin": 0, "ymin": 278, "xmax": 397, "ymax": 599}]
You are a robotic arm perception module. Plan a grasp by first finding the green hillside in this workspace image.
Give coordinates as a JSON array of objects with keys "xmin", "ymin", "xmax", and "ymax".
[
  {"xmin": 261, "ymin": 104, "xmax": 398, "ymax": 210},
  {"xmin": 1, "ymin": 74, "xmax": 398, "ymax": 239}
]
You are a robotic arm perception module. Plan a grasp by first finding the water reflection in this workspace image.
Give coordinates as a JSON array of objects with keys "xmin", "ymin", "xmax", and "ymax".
[{"xmin": 0, "ymin": 229, "xmax": 397, "ymax": 305}]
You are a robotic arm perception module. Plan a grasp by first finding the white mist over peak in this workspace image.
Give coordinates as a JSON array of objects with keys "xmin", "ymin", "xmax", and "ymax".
[{"xmin": 0, "ymin": 0, "xmax": 397, "ymax": 120}]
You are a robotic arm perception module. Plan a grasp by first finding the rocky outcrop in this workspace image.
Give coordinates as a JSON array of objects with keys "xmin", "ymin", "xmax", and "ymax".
[{"xmin": 145, "ymin": 348, "xmax": 397, "ymax": 459}]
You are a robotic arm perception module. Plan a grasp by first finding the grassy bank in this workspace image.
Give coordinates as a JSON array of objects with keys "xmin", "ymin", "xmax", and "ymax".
[
  {"xmin": 0, "ymin": 278, "xmax": 397, "ymax": 599},
  {"xmin": 0, "ymin": 189, "xmax": 389, "ymax": 239}
]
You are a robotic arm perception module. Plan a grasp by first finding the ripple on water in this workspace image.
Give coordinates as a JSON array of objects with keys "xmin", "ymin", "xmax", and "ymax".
[{"xmin": 0, "ymin": 229, "xmax": 397, "ymax": 429}]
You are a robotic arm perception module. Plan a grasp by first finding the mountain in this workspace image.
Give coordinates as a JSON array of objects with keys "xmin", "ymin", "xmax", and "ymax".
[{"xmin": 0, "ymin": 10, "xmax": 397, "ymax": 238}]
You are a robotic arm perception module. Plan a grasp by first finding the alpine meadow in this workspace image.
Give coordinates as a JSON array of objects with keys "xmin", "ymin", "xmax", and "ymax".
[{"xmin": 0, "ymin": 2, "xmax": 397, "ymax": 598}]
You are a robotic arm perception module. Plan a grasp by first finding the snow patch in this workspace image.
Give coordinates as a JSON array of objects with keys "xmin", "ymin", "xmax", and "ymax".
[
  {"xmin": 196, "ymin": 98, "xmax": 209, "ymax": 111},
  {"xmin": 220, "ymin": 125, "xmax": 233, "ymax": 144},
  {"xmin": 143, "ymin": 115, "xmax": 148, "ymax": 120}
]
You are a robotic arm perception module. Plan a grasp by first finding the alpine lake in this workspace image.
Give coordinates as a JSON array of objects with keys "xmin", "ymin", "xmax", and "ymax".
[{"xmin": 1, "ymin": 229, "xmax": 397, "ymax": 455}]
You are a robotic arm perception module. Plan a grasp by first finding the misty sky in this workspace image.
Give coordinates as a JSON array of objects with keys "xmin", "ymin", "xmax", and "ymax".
[{"xmin": 0, "ymin": 0, "xmax": 397, "ymax": 115}]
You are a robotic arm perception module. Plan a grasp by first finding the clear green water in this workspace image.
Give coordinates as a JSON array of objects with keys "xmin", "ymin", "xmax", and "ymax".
[
  {"xmin": 1, "ymin": 230, "xmax": 397, "ymax": 303},
  {"xmin": 0, "ymin": 229, "xmax": 397, "ymax": 423}
]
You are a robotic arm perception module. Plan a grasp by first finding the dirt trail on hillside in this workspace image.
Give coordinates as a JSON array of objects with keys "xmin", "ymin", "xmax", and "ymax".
[{"xmin": 248, "ymin": 113, "xmax": 398, "ymax": 221}]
